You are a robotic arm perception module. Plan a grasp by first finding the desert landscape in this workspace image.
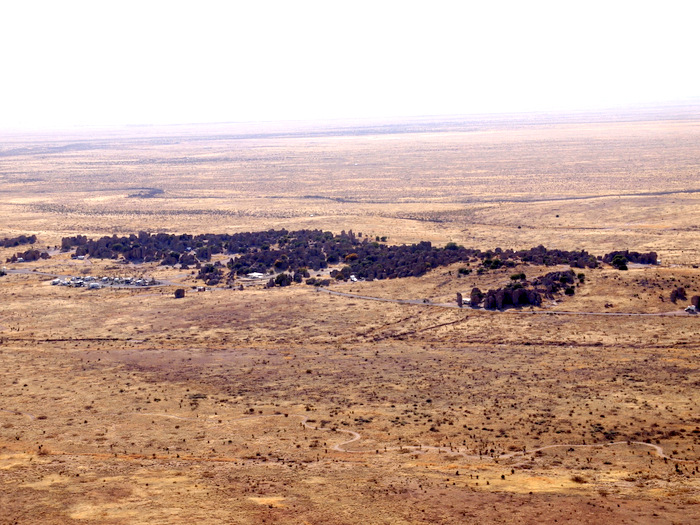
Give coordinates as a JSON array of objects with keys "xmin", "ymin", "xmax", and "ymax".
[{"xmin": 1, "ymin": 106, "xmax": 699, "ymax": 524}]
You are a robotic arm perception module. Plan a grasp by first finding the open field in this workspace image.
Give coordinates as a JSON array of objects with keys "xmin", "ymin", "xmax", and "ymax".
[{"xmin": 1, "ymin": 107, "xmax": 699, "ymax": 523}]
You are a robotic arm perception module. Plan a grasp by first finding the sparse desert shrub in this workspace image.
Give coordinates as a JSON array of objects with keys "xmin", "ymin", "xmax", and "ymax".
[{"xmin": 670, "ymin": 287, "xmax": 686, "ymax": 303}]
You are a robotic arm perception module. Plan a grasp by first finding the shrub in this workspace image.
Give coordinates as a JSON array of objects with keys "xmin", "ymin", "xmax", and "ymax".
[
  {"xmin": 611, "ymin": 254, "xmax": 628, "ymax": 270},
  {"xmin": 670, "ymin": 287, "xmax": 686, "ymax": 303},
  {"xmin": 275, "ymin": 273, "xmax": 293, "ymax": 287}
]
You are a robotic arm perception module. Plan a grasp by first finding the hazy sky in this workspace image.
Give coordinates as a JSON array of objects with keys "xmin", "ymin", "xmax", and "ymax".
[{"xmin": 1, "ymin": 1, "xmax": 698, "ymax": 129}]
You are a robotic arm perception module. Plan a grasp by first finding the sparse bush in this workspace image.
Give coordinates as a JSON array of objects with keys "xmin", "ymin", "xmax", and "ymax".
[{"xmin": 670, "ymin": 287, "xmax": 686, "ymax": 303}]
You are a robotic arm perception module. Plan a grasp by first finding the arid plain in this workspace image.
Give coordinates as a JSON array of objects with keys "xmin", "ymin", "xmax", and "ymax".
[{"xmin": 1, "ymin": 107, "xmax": 699, "ymax": 524}]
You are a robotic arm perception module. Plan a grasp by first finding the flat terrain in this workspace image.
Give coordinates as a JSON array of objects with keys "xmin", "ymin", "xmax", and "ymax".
[{"xmin": 1, "ymin": 107, "xmax": 699, "ymax": 524}]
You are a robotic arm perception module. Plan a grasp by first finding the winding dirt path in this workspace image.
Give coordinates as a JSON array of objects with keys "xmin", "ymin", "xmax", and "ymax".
[
  {"xmin": 136, "ymin": 411, "xmax": 697, "ymax": 464},
  {"xmin": 4, "ymin": 410, "xmax": 695, "ymax": 467}
]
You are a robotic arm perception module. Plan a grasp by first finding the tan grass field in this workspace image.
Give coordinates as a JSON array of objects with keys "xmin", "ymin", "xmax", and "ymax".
[{"xmin": 1, "ymin": 107, "xmax": 699, "ymax": 524}]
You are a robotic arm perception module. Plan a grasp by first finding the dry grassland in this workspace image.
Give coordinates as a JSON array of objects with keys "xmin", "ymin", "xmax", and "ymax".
[{"xmin": 1, "ymin": 108, "xmax": 699, "ymax": 523}]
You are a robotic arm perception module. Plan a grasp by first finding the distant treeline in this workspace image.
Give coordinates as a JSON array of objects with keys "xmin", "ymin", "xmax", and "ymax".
[
  {"xmin": 1, "ymin": 234, "xmax": 37, "ymax": 248},
  {"xmin": 55, "ymin": 229, "xmax": 658, "ymax": 285}
]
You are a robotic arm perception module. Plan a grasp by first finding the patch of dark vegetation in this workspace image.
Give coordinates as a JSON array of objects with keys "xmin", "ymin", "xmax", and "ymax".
[
  {"xmin": 669, "ymin": 287, "xmax": 687, "ymax": 303},
  {"xmin": 127, "ymin": 188, "xmax": 164, "ymax": 198},
  {"xmin": 470, "ymin": 270, "xmax": 579, "ymax": 310},
  {"xmin": 6, "ymin": 249, "xmax": 51, "ymax": 263},
  {"xmin": 0, "ymin": 234, "xmax": 37, "ymax": 248},
  {"xmin": 603, "ymin": 250, "xmax": 658, "ymax": 267},
  {"xmin": 59, "ymin": 230, "xmax": 657, "ymax": 286}
]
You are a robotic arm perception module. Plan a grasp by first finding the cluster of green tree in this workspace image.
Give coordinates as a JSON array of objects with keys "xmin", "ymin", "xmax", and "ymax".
[
  {"xmin": 196, "ymin": 263, "xmax": 224, "ymax": 286},
  {"xmin": 0, "ymin": 234, "xmax": 37, "ymax": 248},
  {"xmin": 469, "ymin": 270, "xmax": 582, "ymax": 310},
  {"xmin": 602, "ymin": 250, "xmax": 658, "ymax": 269},
  {"xmin": 511, "ymin": 245, "xmax": 598, "ymax": 268},
  {"xmin": 264, "ymin": 269, "xmax": 311, "ymax": 288},
  {"xmin": 224, "ymin": 239, "xmax": 601, "ymax": 283},
  {"xmin": 6, "ymin": 249, "xmax": 50, "ymax": 263},
  {"xmin": 57, "ymin": 229, "xmax": 654, "ymax": 285},
  {"xmin": 60, "ymin": 232, "xmax": 227, "ymax": 263},
  {"xmin": 304, "ymin": 277, "xmax": 332, "ymax": 287}
]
